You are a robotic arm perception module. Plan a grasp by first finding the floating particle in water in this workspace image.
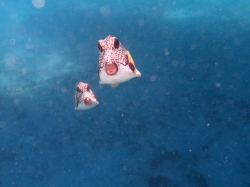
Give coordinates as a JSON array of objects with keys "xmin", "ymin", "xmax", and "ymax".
[
  {"xmin": 190, "ymin": 44, "xmax": 196, "ymax": 50},
  {"xmin": 150, "ymin": 75, "xmax": 156, "ymax": 81},
  {"xmin": 189, "ymin": 63, "xmax": 198, "ymax": 70},
  {"xmin": 47, "ymin": 101, "xmax": 53, "ymax": 107},
  {"xmin": 10, "ymin": 39, "xmax": 15, "ymax": 45},
  {"xmin": 215, "ymin": 83, "xmax": 221, "ymax": 87},
  {"xmin": 14, "ymin": 99, "xmax": 19, "ymax": 105},
  {"xmin": 233, "ymin": 72, "xmax": 239, "ymax": 78},
  {"xmin": 164, "ymin": 48, "xmax": 169, "ymax": 56},
  {"xmin": 61, "ymin": 87, "xmax": 67, "ymax": 93},
  {"xmin": 76, "ymin": 43, "xmax": 85, "ymax": 53},
  {"xmin": 6, "ymin": 57, "xmax": 16, "ymax": 66},
  {"xmin": 32, "ymin": 0, "xmax": 45, "ymax": 8},
  {"xmin": 138, "ymin": 19, "xmax": 145, "ymax": 27},
  {"xmin": 21, "ymin": 68, "xmax": 26, "ymax": 74},
  {"xmin": 100, "ymin": 5, "xmax": 110, "ymax": 17},
  {"xmin": 171, "ymin": 60, "xmax": 178, "ymax": 67},
  {"xmin": 0, "ymin": 121, "xmax": 6, "ymax": 128}
]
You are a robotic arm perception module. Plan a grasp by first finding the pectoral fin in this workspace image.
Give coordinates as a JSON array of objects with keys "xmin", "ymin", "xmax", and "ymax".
[{"xmin": 110, "ymin": 83, "xmax": 119, "ymax": 88}]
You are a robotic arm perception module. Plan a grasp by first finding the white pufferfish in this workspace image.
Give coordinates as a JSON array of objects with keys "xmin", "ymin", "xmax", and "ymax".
[
  {"xmin": 74, "ymin": 82, "xmax": 99, "ymax": 110},
  {"xmin": 98, "ymin": 35, "xmax": 141, "ymax": 87}
]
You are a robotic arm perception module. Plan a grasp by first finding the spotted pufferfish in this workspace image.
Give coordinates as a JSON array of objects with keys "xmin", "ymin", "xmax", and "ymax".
[
  {"xmin": 98, "ymin": 35, "xmax": 141, "ymax": 87},
  {"xmin": 74, "ymin": 82, "xmax": 99, "ymax": 110}
]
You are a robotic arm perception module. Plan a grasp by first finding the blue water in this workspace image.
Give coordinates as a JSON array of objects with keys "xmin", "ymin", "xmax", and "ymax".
[{"xmin": 0, "ymin": 0, "xmax": 250, "ymax": 186}]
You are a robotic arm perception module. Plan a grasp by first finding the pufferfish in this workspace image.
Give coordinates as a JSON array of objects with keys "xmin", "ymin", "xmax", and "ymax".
[
  {"xmin": 74, "ymin": 82, "xmax": 99, "ymax": 110},
  {"xmin": 98, "ymin": 35, "xmax": 141, "ymax": 87}
]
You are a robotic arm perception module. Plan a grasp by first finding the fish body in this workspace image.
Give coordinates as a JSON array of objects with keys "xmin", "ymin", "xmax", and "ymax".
[
  {"xmin": 98, "ymin": 35, "xmax": 141, "ymax": 86},
  {"xmin": 74, "ymin": 82, "xmax": 99, "ymax": 110}
]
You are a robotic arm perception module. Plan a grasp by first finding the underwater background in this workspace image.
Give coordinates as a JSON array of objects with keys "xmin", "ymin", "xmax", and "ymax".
[{"xmin": 1, "ymin": 0, "xmax": 250, "ymax": 186}]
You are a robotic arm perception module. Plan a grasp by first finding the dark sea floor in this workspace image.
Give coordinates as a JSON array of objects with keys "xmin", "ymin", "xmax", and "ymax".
[{"xmin": 0, "ymin": 1, "xmax": 250, "ymax": 187}]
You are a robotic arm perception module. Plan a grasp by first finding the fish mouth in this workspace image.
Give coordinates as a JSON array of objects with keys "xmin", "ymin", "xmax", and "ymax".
[
  {"xmin": 105, "ymin": 62, "xmax": 118, "ymax": 75},
  {"xmin": 84, "ymin": 97, "xmax": 92, "ymax": 105}
]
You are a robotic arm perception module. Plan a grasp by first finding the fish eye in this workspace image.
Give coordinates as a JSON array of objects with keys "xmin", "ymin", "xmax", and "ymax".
[
  {"xmin": 114, "ymin": 38, "xmax": 119, "ymax": 49},
  {"xmin": 98, "ymin": 42, "xmax": 103, "ymax": 52},
  {"xmin": 76, "ymin": 87, "xmax": 82, "ymax": 93}
]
